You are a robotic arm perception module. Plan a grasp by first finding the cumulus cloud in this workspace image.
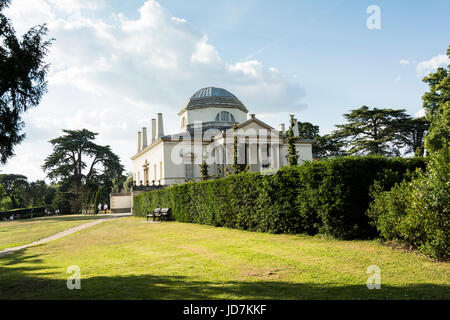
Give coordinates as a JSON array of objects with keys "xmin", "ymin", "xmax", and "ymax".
[
  {"xmin": 1, "ymin": 0, "xmax": 307, "ymax": 180},
  {"xmin": 399, "ymin": 59, "xmax": 410, "ymax": 65},
  {"xmin": 417, "ymin": 53, "xmax": 450, "ymax": 77}
]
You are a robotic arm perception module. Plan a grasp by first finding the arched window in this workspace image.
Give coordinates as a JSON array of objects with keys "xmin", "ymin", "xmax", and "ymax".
[{"xmin": 215, "ymin": 111, "xmax": 235, "ymax": 123}]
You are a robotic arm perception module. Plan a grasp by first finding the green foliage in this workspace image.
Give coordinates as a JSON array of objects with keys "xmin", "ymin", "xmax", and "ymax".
[
  {"xmin": 368, "ymin": 148, "xmax": 449, "ymax": 260},
  {"xmin": 329, "ymin": 106, "xmax": 412, "ymax": 156},
  {"xmin": 286, "ymin": 116, "xmax": 298, "ymax": 166},
  {"xmin": 200, "ymin": 160, "xmax": 209, "ymax": 181},
  {"xmin": 0, "ymin": 0, "xmax": 53, "ymax": 163},
  {"xmin": 134, "ymin": 156, "xmax": 424, "ymax": 240},
  {"xmin": 422, "ymin": 45, "xmax": 450, "ymax": 154},
  {"xmin": 0, "ymin": 174, "xmax": 28, "ymax": 208},
  {"xmin": 43, "ymin": 129, "xmax": 124, "ymax": 212},
  {"xmin": 397, "ymin": 117, "xmax": 429, "ymax": 157}
]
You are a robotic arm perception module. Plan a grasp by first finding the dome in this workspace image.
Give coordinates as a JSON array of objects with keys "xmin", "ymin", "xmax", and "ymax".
[
  {"xmin": 180, "ymin": 87, "xmax": 247, "ymax": 113},
  {"xmin": 191, "ymin": 87, "xmax": 238, "ymax": 99}
]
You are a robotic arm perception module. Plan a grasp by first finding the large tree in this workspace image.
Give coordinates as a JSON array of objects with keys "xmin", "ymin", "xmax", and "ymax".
[
  {"xmin": 329, "ymin": 106, "xmax": 410, "ymax": 156},
  {"xmin": 43, "ymin": 129, "xmax": 124, "ymax": 211},
  {"xmin": 0, "ymin": 0, "xmax": 53, "ymax": 164},
  {"xmin": 422, "ymin": 45, "xmax": 450, "ymax": 154}
]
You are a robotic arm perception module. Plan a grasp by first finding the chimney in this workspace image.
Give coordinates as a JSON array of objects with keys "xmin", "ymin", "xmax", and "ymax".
[
  {"xmin": 278, "ymin": 123, "xmax": 285, "ymax": 132},
  {"xmin": 142, "ymin": 127, "xmax": 148, "ymax": 149},
  {"xmin": 137, "ymin": 131, "xmax": 142, "ymax": 153},
  {"xmin": 151, "ymin": 118, "xmax": 156, "ymax": 143},
  {"xmin": 156, "ymin": 113, "xmax": 164, "ymax": 139},
  {"xmin": 293, "ymin": 118, "xmax": 299, "ymax": 137},
  {"xmin": 249, "ymin": 114, "xmax": 255, "ymax": 119}
]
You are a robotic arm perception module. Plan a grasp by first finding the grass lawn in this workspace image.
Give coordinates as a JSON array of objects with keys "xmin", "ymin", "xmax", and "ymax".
[
  {"xmin": 0, "ymin": 217, "xmax": 448, "ymax": 299},
  {"xmin": 0, "ymin": 214, "xmax": 102, "ymax": 250}
]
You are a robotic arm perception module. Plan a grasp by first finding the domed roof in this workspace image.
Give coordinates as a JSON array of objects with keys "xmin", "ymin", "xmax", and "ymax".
[
  {"xmin": 179, "ymin": 87, "xmax": 247, "ymax": 113},
  {"xmin": 191, "ymin": 87, "xmax": 238, "ymax": 99}
]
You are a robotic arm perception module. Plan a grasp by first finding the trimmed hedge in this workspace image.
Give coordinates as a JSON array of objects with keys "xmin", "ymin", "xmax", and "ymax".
[
  {"xmin": 0, "ymin": 207, "xmax": 46, "ymax": 220},
  {"xmin": 134, "ymin": 156, "xmax": 425, "ymax": 239}
]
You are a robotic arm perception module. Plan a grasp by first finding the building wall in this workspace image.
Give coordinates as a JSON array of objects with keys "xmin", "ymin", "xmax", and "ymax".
[
  {"xmin": 132, "ymin": 142, "xmax": 165, "ymax": 185},
  {"xmin": 110, "ymin": 192, "xmax": 132, "ymax": 213}
]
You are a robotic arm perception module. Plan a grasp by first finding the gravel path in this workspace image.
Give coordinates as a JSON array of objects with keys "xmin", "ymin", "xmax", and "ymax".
[{"xmin": 0, "ymin": 213, "xmax": 131, "ymax": 257}]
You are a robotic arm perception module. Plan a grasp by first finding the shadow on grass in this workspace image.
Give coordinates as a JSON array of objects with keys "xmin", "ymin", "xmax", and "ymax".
[{"xmin": 0, "ymin": 251, "xmax": 449, "ymax": 300}]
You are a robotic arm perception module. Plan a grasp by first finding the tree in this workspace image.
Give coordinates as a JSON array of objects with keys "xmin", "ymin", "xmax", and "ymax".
[
  {"xmin": 286, "ymin": 116, "xmax": 298, "ymax": 166},
  {"xmin": 200, "ymin": 160, "xmax": 209, "ymax": 181},
  {"xmin": 313, "ymin": 134, "xmax": 346, "ymax": 159},
  {"xmin": 298, "ymin": 121, "xmax": 320, "ymax": 140},
  {"xmin": 0, "ymin": 173, "xmax": 28, "ymax": 208},
  {"xmin": 0, "ymin": 0, "xmax": 53, "ymax": 164},
  {"xmin": 422, "ymin": 45, "xmax": 450, "ymax": 154},
  {"xmin": 231, "ymin": 124, "xmax": 246, "ymax": 174},
  {"xmin": 43, "ymin": 129, "xmax": 124, "ymax": 212},
  {"xmin": 397, "ymin": 117, "xmax": 429, "ymax": 157},
  {"xmin": 93, "ymin": 187, "xmax": 101, "ymax": 214},
  {"xmin": 329, "ymin": 106, "xmax": 410, "ymax": 156},
  {"xmin": 122, "ymin": 172, "xmax": 133, "ymax": 192},
  {"xmin": 23, "ymin": 180, "xmax": 48, "ymax": 207}
]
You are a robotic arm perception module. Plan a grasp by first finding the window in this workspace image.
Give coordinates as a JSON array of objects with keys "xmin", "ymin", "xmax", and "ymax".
[
  {"xmin": 215, "ymin": 111, "xmax": 235, "ymax": 123},
  {"xmin": 181, "ymin": 117, "xmax": 186, "ymax": 129}
]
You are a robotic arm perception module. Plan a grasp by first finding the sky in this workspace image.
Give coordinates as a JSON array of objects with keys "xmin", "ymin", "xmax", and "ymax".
[{"xmin": 1, "ymin": 0, "xmax": 449, "ymax": 181}]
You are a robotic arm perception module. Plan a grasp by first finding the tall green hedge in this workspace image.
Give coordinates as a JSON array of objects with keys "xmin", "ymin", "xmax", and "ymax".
[{"xmin": 134, "ymin": 156, "xmax": 425, "ymax": 240}]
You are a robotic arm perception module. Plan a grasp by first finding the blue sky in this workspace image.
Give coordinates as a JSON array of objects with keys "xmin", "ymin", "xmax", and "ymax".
[{"xmin": 2, "ymin": 0, "xmax": 449, "ymax": 180}]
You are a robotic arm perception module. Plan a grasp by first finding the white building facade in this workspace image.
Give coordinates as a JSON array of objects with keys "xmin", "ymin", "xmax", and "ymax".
[{"xmin": 131, "ymin": 87, "xmax": 313, "ymax": 186}]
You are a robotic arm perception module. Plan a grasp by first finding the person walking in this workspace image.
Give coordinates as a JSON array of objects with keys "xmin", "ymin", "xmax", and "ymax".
[
  {"xmin": 98, "ymin": 203, "xmax": 102, "ymax": 214},
  {"xmin": 103, "ymin": 203, "xmax": 108, "ymax": 214}
]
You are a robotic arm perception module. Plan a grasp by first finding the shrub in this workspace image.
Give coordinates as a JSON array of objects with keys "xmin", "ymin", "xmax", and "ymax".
[
  {"xmin": 134, "ymin": 156, "xmax": 424, "ymax": 240},
  {"xmin": 368, "ymin": 148, "xmax": 449, "ymax": 260}
]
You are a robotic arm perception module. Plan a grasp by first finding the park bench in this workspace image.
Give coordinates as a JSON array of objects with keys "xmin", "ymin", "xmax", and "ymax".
[{"xmin": 147, "ymin": 208, "xmax": 171, "ymax": 222}]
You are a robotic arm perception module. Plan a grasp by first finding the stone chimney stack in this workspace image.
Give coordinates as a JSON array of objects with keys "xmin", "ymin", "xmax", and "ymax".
[
  {"xmin": 249, "ymin": 114, "xmax": 255, "ymax": 119},
  {"xmin": 278, "ymin": 123, "xmax": 285, "ymax": 132},
  {"xmin": 156, "ymin": 113, "xmax": 164, "ymax": 139},
  {"xmin": 142, "ymin": 127, "xmax": 148, "ymax": 149},
  {"xmin": 151, "ymin": 118, "xmax": 156, "ymax": 143},
  {"xmin": 137, "ymin": 131, "xmax": 142, "ymax": 153},
  {"xmin": 293, "ymin": 118, "xmax": 300, "ymax": 137}
]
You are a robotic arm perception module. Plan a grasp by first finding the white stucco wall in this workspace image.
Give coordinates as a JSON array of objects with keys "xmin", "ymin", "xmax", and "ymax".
[
  {"xmin": 110, "ymin": 193, "xmax": 132, "ymax": 210},
  {"xmin": 132, "ymin": 141, "xmax": 165, "ymax": 185}
]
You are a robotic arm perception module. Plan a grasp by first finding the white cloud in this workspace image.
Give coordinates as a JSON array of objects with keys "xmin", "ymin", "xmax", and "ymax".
[
  {"xmin": 400, "ymin": 59, "xmax": 410, "ymax": 65},
  {"xmin": 417, "ymin": 53, "xmax": 450, "ymax": 77},
  {"xmin": 47, "ymin": 0, "xmax": 106, "ymax": 13},
  {"xmin": 394, "ymin": 75, "xmax": 402, "ymax": 82},
  {"xmin": 1, "ymin": 0, "xmax": 307, "ymax": 180},
  {"xmin": 415, "ymin": 108, "xmax": 426, "ymax": 118}
]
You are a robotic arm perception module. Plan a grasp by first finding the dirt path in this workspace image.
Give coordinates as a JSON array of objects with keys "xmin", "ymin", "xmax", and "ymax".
[{"xmin": 0, "ymin": 213, "xmax": 131, "ymax": 257}]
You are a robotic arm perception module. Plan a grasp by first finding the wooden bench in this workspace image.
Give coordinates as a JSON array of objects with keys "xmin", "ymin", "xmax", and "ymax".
[{"xmin": 147, "ymin": 208, "xmax": 171, "ymax": 222}]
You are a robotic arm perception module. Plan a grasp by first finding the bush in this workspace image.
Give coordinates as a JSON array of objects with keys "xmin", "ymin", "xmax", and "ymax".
[
  {"xmin": 368, "ymin": 149, "xmax": 449, "ymax": 260},
  {"xmin": 134, "ymin": 156, "xmax": 425, "ymax": 240}
]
